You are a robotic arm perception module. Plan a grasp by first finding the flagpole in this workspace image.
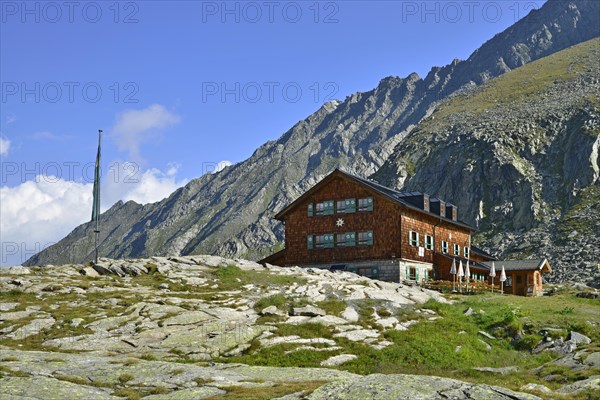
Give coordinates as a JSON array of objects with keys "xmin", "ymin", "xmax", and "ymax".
[{"xmin": 93, "ymin": 129, "xmax": 102, "ymax": 264}]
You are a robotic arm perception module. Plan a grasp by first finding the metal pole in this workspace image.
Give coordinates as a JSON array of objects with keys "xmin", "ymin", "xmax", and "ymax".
[{"xmin": 94, "ymin": 129, "xmax": 102, "ymax": 264}]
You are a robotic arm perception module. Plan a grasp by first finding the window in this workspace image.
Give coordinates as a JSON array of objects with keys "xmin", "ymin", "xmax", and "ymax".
[
  {"xmin": 424, "ymin": 235, "xmax": 433, "ymax": 250},
  {"xmin": 316, "ymin": 200, "xmax": 334, "ymax": 216},
  {"xmin": 516, "ymin": 275, "xmax": 522, "ymax": 284},
  {"xmin": 441, "ymin": 241, "xmax": 449, "ymax": 254},
  {"xmin": 307, "ymin": 235, "xmax": 313, "ymax": 249},
  {"xmin": 307, "ymin": 203, "xmax": 314, "ymax": 216},
  {"xmin": 409, "ymin": 231, "xmax": 419, "ymax": 246},
  {"xmin": 358, "ymin": 231, "xmax": 374, "ymax": 246},
  {"xmin": 336, "ymin": 198, "xmax": 356, "ymax": 214},
  {"xmin": 336, "ymin": 233, "xmax": 356, "ymax": 247},
  {"xmin": 358, "ymin": 197, "xmax": 373, "ymax": 211},
  {"xmin": 453, "ymin": 243, "xmax": 460, "ymax": 256},
  {"xmin": 358, "ymin": 267, "xmax": 379, "ymax": 279},
  {"xmin": 505, "ymin": 276, "xmax": 513, "ymax": 286},
  {"xmin": 464, "ymin": 247, "xmax": 470, "ymax": 259},
  {"xmin": 315, "ymin": 234, "xmax": 334, "ymax": 248}
]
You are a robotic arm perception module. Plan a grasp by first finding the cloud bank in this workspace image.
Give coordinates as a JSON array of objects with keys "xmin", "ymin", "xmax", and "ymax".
[
  {"xmin": 111, "ymin": 104, "xmax": 181, "ymax": 159},
  {"xmin": 1, "ymin": 165, "xmax": 187, "ymax": 266}
]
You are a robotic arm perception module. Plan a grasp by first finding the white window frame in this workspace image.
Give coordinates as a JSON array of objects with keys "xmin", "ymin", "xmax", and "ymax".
[
  {"xmin": 424, "ymin": 235, "xmax": 433, "ymax": 250},
  {"xmin": 464, "ymin": 247, "xmax": 470, "ymax": 259},
  {"xmin": 409, "ymin": 231, "xmax": 419, "ymax": 247},
  {"xmin": 453, "ymin": 243, "xmax": 460, "ymax": 256},
  {"xmin": 441, "ymin": 241, "xmax": 448, "ymax": 254}
]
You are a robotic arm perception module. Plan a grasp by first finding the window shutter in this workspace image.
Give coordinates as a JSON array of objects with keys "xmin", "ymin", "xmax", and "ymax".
[
  {"xmin": 346, "ymin": 198, "xmax": 356, "ymax": 213},
  {"xmin": 424, "ymin": 269, "xmax": 429, "ymax": 281},
  {"xmin": 367, "ymin": 197, "xmax": 373, "ymax": 211},
  {"xmin": 366, "ymin": 231, "xmax": 373, "ymax": 245},
  {"xmin": 415, "ymin": 269, "xmax": 419, "ymax": 281},
  {"xmin": 307, "ymin": 203, "xmax": 314, "ymax": 216},
  {"xmin": 325, "ymin": 234, "xmax": 334, "ymax": 248},
  {"xmin": 405, "ymin": 265, "xmax": 409, "ymax": 280},
  {"xmin": 345, "ymin": 232, "xmax": 356, "ymax": 247},
  {"xmin": 307, "ymin": 235, "xmax": 313, "ymax": 249}
]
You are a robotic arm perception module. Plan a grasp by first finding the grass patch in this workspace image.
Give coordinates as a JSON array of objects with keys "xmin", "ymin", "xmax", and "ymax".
[
  {"xmin": 112, "ymin": 388, "xmax": 141, "ymax": 400},
  {"xmin": 315, "ymin": 299, "xmax": 347, "ymax": 316},
  {"xmin": 194, "ymin": 377, "xmax": 214, "ymax": 385},
  {"xmin": 254, "ymin": 294, "xmax": 289, "ymax": 313}
]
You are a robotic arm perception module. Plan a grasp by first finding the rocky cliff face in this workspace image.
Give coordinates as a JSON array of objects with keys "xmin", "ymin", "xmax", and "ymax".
[
  {"xmin": 26, "ymin": 0, "xmax": 600, "ymax": 284},
  {"xmin": 373, "ymin": 38, "xmax": 600, "ymax": 286}
]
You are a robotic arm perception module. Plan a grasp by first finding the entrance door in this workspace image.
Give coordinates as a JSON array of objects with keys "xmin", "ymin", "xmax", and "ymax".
[{"xmin": 515, "ymin": 274, "xmax": 526, "ymax": 296}]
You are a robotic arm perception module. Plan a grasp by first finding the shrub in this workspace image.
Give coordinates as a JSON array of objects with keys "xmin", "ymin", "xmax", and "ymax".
[{"xmin": 514, "ymin": 334, "xmax": 542, "ymax": 351}]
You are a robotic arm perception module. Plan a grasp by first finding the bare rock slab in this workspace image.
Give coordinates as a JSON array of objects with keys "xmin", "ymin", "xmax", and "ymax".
[{"xmin": 307, "ymin": 373, "xmax": 542, "ymax": 400}]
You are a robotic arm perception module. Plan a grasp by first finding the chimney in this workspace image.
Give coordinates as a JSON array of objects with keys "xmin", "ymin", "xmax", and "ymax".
[
  {"xmin": 398, "ymin": 193, "xmax": 430, "ymax": 211},
  {"xmin": 430, "ymin": 198, "xmax": 445, "ymax": 217},
  {"xmin": 445, "ymin": 203, "xmax": 458, "ymax": 221}
]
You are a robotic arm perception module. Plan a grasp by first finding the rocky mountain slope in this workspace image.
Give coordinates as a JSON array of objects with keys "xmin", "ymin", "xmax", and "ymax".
[
  {"xmin": 25, "ymin": 0, "xmax": 600, "ymax": 271},
  {"xmin": 2, "ymin": 258, "xmax": 598, "ymax": 399},
  {"xmin": 373, "ymin": 37, "xmax": 600, "ymax": 286}
]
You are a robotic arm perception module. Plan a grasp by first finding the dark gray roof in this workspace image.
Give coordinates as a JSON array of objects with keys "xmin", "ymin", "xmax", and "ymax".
[
  {"xmin": 471, "ymin": 245, "xmax": 496, "ymax": 260},
  {"xmin": 275, "ymin": 169, "xmax": 474, "ymax": 230},
  {"xmin": 479, "ymin": 259, "xmax": 551, "ymax": 272},
  {"xmin": 340, "ymin": 170, "xmax": 474, "ymax": 230}
]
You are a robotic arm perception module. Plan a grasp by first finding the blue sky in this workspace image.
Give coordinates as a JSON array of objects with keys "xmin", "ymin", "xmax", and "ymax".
[{"xmin": 0, "ymin": 0, "xmax": 546, "ymax": 265}]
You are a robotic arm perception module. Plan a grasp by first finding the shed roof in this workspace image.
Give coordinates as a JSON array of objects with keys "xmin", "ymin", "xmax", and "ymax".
[{"xmin": 479, "ymin": 259, "xmax": 552, "ymax": 273}]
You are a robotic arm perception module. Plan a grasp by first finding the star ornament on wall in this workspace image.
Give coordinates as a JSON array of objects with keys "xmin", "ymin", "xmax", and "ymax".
[{"xmin": 336, "ymin": 218, "xmax": 345, "ymax": 227}]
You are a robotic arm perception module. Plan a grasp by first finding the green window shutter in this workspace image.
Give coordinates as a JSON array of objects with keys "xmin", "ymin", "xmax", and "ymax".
[
  {"xmin": 405, "ymin": 265, "xmax": 409, "ymax": 279},
  {"xmin": 346, "ymin": 198, "xmax": 356, "ymax": 213},
  {"xmin": 367, "ymin": 197, "xmax": 373, "ymax": 211},
  {"xmin": 366, "ymin": 231, "xmax": 373, "ymax": 245},
  {"xmin": 307, "ymin": 203, "xmax": 314, "ymax": 216},
  {"xmin": 324, "ymin": 234, "xmax": 334, "ymax": 248},
  {"xmin": 424, "ymin": 269, "xmax": 429, "ymax": 281},
  {"xmin": 372, "ymin": 267, "xmax": 379, "ymax": 279},
  {"xmin": 326, "ymin": 201, "xmax": 334, "ymax": 215},
  {"xmin": 345, "ymin": 232, "xmax": 356, "ymax": 247},
  {"xmin": 415, "ymin": 269, "xmax": 419, "ymax": 281},
  {"xmin": 307, "ymin": 235, "xmax": 313, "ymax": 249}
]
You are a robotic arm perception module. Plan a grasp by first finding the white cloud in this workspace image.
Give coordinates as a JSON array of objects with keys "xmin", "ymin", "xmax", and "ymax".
[
  {"xmin": 214, "ymin": 160, "xmax": 233, "ymax": 173},
  {"xmin": 0, "ymin": 135, "xmax": 10, "ymax": 155},
  {"xmin": 111, "ymin": 104, "xmax": 181, "ymax": 158},
  {"xmin": 0, "ymin": 165, "xmax": 187, "ymax": 266}
]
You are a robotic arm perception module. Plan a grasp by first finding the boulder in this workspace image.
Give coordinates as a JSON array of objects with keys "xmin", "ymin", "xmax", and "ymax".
[
  {"xmin": 556, "ymin": 375, "xmax": 599, "ymax": 394},
  {"xmin": 568, "ymin": 331, "xmax": 591, "ymax": 345},
  {"xmin": 260, "ymin": 306, "xmax": 287, "ymax": 317},
  {"xmin": 320, "ymin": 354, "xmax": 357, "ymax": 367},
  {"xmin": 520, "ymin": 383, "xmax": 553, "ymax": 394},
  {"xmin": 473, "ymin": 366, "xmax": 519, "ymax": 375},
  {"xmin": 341, "ymin": 306, "xmax": 359, "ymax": 322},
  {"xmin": 292, "ymin": 305, "xmax": 326, "ymax": 317},
  {"xmin": 79, "ymin": 267, "xmax": 100, "ymax": 277}
]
